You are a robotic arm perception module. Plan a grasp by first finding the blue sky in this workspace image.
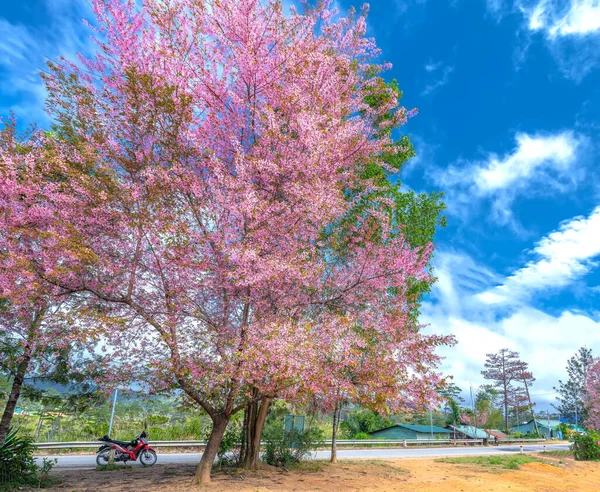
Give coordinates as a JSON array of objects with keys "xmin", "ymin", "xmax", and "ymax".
[{"xmin": 1, "ymin": 0, "xmax": 599, "ymax": 411}]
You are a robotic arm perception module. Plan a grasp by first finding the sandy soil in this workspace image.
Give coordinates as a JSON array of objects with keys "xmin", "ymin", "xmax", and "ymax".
[{"xmin": 45, "ymin": 455, "xmax": 600, "ymax": 491}]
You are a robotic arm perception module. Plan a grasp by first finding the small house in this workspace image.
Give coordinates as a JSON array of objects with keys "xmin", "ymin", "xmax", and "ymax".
[
  {"xmin": 509, "ymin": 419, "xmax": 584, "ymax": 439},
  {"xmin": 369, "ymin": 424, "xmax": 453, "ymax": 440},
  {"xmin": 446, "ymin": 425, "xmax": 489, "ymax": 439},
  {"xmin": 483, "ymin": 429, "xmax": 508, "ymax": 440}
]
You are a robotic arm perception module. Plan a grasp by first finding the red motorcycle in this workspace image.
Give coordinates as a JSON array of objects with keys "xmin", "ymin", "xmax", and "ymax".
[{"xmin": 96, "ymin": 430, "xmax": 157, "ymax": 466}]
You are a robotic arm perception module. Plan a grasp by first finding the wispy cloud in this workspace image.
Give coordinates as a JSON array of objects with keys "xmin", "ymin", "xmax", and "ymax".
[
  {"xmin": 486, "ymin": 0, "xmax": 508, "ymax": 19},
  {"xmin": 421, "ymin": 64, "xmax": 454, "ymax": 95},
  {"xmin": 433, "ymin": 131, "xmax": 585, "ymax": 227},
  {"xmin": 469, "ymin": 132, "xmax": 580, "ymax": 193},
  {"xmin": 424, "ymin": 60, "xmax": 443, "ymax": 72},
  {"xmin": 0, "ymin": 0, "xmax": 94, "ymax": 124},
  {"xmin": 478, "ymin": 206, "xmax": 600, "ymax": 305},
  {"xmin": 525, "ymin": 0, "xmax": 600, "ymax": 38},
  {"xmin": 517, "ymin": 0, "xmax": 600, "ymax": 80},
  {"xmin": 423, "ymin": 249, "xmax": 600, "ymax": 406}
]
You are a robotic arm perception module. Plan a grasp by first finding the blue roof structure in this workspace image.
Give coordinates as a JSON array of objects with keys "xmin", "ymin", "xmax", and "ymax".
[{"xmin": 448, "ymin": 425, "xmax": 489, "ymax": 439}]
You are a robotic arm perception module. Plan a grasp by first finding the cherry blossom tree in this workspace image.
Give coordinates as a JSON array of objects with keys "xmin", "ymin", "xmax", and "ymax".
[
  {"xmin": 0, "ymin": 121, "xmax": 106, "ymax": 444},
  {"xmin": 584, "ymin": 359, "xmax": 600, "ymax": 431},
  {"xmin": 1, "ymin": 0, "xmax": 451, "ymax": 483}
]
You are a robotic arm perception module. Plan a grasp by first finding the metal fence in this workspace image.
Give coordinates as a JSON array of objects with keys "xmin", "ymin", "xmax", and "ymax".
[
  {"xmin": 34, "ymin": 437, "xmax": 547, "ymax": 450},
  {"xmin": 0, "ymin": 467, "xmax": 16, "ymax": 486}
]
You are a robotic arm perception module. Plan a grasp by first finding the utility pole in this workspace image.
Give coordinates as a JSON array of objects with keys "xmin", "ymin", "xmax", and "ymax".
[
  {"xmin": 108, "ymin": 389, "xmax": 118, "ymax": 437},
  {"xmin": 523, "ymin": 378, "xmax": 539, "ymax": 435},
  {"xmin": 470, "ymin": 385, "xmax": 478, "ymax": 436},
  {"xmin": 430, "ymin": 408, "xmax": 433, "ymax": 439}
]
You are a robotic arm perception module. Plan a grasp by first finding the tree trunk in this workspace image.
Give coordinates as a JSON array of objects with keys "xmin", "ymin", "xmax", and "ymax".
[
  {"xmin": 0, "ymin": 353, "xmax": 31, "ymax": 444},
  {"xmin": 0, "ymin": 310, "xmax": 44, "ymax": 445},
  {"xmin": 34, "ymin": 409, "xmax": 45, "ymax": 441},
  {"xmin": 239, "ymin": 392, "xmax": 257, "ymax": 468},
  {"xmin": 194, "ymin": 416, "xmax": 229, "ymax": 485},
  {"xmin": 503, "ymin": 381, "xmax": 509, "ymax": 432},
  {"xmin": 239, "ymin": 396, "xmax": 272, "ymax": 470},
  {"xmin": 330, "ymin": 401, "xmax": 342, "ymax": 464}
]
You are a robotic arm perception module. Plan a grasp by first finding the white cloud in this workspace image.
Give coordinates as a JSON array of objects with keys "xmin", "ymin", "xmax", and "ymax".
[
  {"xmin": 528, "ymin": 1, "xmax": 548, "ymax": 30},
  {"xmin": 525, "ymin": 0, "xmax": 600, "ymax": 38},
  {"xmin": 472, "ymin": 132, "xmax": 579, "ymax": 193},
  {"xmin": 421, "ymin": 65, "xmax": 454, "ymax": 95},
  {"xmin": 518, "ymin": 0, "xmax": 600, "ymax": 80},
  {"xmin": 0, "ymin": 1, "xmax": 94, "ymax": 123},
  {"xmin": 428, "ymin": 306, "xmax": 600, "ymax": 407},
  {"xmin": 424, "ymin": 249, "xmax": 600, "ymax": 408},
  {"xmin": 478, "ymin": 206, "xmax": 600, "ymax": 304},
  {"xmin": 486, "ymin": 0, "xmax": 508, "ymax": 17},
  {"xmin": 424, "ymin": 60, "xmax": 443, "ymax": 72},
  {"xmin": 430, "ymin": 251, "xmax": 500, "ymax": 316},
  {"xmin": 435, "ymin": 131, "xmax": 584, "ymax": 227}
]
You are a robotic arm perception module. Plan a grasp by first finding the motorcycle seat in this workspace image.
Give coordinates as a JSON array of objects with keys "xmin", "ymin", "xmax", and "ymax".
[{"xmin": 101, "ymin": 437, "xmax": 134, "ymax": 446}]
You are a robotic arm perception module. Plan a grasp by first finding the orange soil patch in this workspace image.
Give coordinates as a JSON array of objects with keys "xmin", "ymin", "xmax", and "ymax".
[{"xmin": 47, "ymin": 456, "xmax": 600, "ymax": 491}]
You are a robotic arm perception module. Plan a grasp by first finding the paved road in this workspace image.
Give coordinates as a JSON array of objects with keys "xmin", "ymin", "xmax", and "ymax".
[{"xmin": 41, "ymin": 443, "xmax": 570, "ymax": 469}]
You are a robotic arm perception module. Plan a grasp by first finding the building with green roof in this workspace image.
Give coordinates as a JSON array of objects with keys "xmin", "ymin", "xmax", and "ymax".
[
  {"xmin": 369, "ymin": 424, "xmax": 453, "ymax": 440},
  {"xmin": 510, "ymin": 419, "xmax": 585, "ymax": 439},
  {"xmin": 447, "ymin": 424, "xmax": 489, "ymax": 439}
]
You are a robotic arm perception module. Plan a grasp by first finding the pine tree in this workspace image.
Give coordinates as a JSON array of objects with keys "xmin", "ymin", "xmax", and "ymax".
[
  {"xmin": 554, "ymin": 347, "xmax": 594, "ymax": 425},
  {"xmin": 481, "ymin": 349, "xmax": 529, "ymax": 432}
]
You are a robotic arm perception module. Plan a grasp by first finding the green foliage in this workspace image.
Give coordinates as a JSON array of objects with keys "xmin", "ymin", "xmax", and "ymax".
[
  {"xmin": 0, "ymin": 427, "xmax": 57, "ymax": 489},
  {"xmin": 572, "ymin": 432, "xmax": 600, "ymax": 461},
  {"xmin": 146, "ymin": 414, "xmax": 169, "ymax": 425},
  {"xmin": 541, "ymin": 450, "xmax": 573, "ymax": 457},
  {"xmin": 353, "ymin": 432, "xmax": 371, "ymax": 440},
  {"xmin": 483, "ymin": 409, "xmax": 505, "ymax": 430},
  {"xmin": 557, "ymin": 422, "xmax": 580, "ymax": 440},
  {"xmin": 410, "ymin": 410, "xmax": 446, "ymax": 427},
  {"xmin": 324, "ymin": 78, "xmax": 446, "ymax": 322},
  {"xmin": 4, "ymin": 392, "xmax": 211, "ymax": 443},
  {"xmin": 261, "ymin": 421, "xmax": 324, "ymax": 468},
  {"xmin": 439, "ymin": 383, "xmax": 463, "ymax": 404},
  {"xmin": 446, "ymin": 399, "xmax": 461, "ymax": 426},
  {"xmin": 340, "ymin": 409, "xmax": 391, "ymax": 439},
  {"xmin": 554, "ymin": 347, "xmax": 594, "ymax": 422},
  {"xmin": 0, "ymin": 427, "xmax": 36, "ymax": 480},
  {"xmin": 438, "ymin": 454, "xmax": 544, "ymax": 470}
]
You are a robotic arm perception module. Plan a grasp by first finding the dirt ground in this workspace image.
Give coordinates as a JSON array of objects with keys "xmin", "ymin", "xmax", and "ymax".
[{"xmin": 46, "ymin": 454, "xmax": 600, "ymax": 491}]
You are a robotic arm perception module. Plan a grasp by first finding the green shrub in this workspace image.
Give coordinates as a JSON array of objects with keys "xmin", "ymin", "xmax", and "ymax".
[
  {"xmin": 353, "ymin": 432, "xmax": 371, "ymax": 440},
  {"xmin": 572, "ymin": 432, "xmax": 600, "ymax": 461},
  {"xmin": 146, "ymin": 414, "xmax": 169, "ymax": 425},
  {"xmin": 0, "ymin": 427, "xmax": 57, "ymax": 489},
  {"xmin": 262, "ymin": 421, "xmax": 323, "ymax": 468},
  {"xmin": 216, "ymin": 418, "xmax": 242, "ymax": 467},
  {"xmin": 339, "ymin": 409, "xmax": 391, "ymax": 439}
]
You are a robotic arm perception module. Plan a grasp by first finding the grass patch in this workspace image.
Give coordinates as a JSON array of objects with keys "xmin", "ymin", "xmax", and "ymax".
[
  {"xmin": 437, "ymin": 454, "xmax": 544, "ymax": 471},
  {"xmin": 540, "ymin": 450, "xmax": 573, "ymax": 458},
  {"xmin": 288, "ymin": 460, "xmax": 327, "ymax": 472},
  {"xmin": 0, "ymin": 475, "xmax": 61, "ymax": 490}
]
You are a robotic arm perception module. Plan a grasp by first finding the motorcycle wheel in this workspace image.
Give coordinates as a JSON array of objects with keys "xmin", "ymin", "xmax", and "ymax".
[
  {"xmin": 96, "ymin": 452, "xmax": 110, "ymax": 466},
  {"xmin": 139, "ymin": 449, "xmax": 157, "ymax": 466}
]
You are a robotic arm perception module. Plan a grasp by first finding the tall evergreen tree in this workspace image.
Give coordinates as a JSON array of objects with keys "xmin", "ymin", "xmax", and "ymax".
[
  {"xmin": 481, "ymin": 349, "xmax": 529, "ymax": 432},
  {"xmin": 554, "ymin": 347, "xmax": 594, "ymax": 425}
]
